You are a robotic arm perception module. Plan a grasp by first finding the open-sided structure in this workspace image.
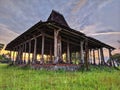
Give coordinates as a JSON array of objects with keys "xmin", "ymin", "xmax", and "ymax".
[{"xmin": 5, "ymin": 10, "xmax": 115, "ymax": 69}]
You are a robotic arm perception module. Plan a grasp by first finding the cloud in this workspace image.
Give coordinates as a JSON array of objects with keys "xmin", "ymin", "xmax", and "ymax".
[
  {"xmin": 80, "ymin": 23, "xmax": 101, "ymax": 35},
  {"xmin": 96, "ymin": 29, "xmax": 114, "ymax": 33},
  {"xmin": 71, "ymin": 0, "xmax": 87, "ymax": 13},
  {"xmin": 97, "ymin": 0, "xmax": 113, "ymax": 9},
  {"xmin": 80, "ymin": 22, "xmax": 120, "ymax": 36},
  {"xmin": 0, "ymin": 0, "xmax": 52, "ymax": 34},
  {"xmin": 90, "ymin": 32, "xmax": 120, "ymax": 36},
  {"xmin": 0, "ymin": 24, "xmax": 19, "ymax": 45},
  {"xmin": 68, "ymin": 0, "xmax": 114, "ymax": 30}
]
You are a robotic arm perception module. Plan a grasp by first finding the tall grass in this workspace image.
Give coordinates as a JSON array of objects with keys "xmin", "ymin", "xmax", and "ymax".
[{"xmin": 0, "ymin": 64, "xmax": 120, "ymax": 90}]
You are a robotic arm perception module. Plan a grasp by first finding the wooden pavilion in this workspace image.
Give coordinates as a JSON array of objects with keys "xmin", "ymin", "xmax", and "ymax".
[{"xmin": 5, "ymin": 10, "xmax": 115, "ymax": 69}]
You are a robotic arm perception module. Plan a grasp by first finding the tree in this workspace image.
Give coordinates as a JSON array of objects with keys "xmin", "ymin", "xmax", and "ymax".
[{"xmin": 107, "ymin": 53, "xmax": 120, "ymax": 67}]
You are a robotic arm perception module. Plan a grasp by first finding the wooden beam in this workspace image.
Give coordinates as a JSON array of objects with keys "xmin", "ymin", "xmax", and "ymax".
[
  {"xmin": 43, "ymin": 33, "xmax": 81, "ymax": 46},
  {"xmin": 48, "ymin": 23, "xmax": 86, "ymax": 39}
]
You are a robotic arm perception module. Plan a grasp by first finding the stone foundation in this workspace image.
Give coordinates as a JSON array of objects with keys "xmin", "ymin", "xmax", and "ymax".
[{"xmin": 31, "ymin": 64, "xmax": 81, "ymax": 71}]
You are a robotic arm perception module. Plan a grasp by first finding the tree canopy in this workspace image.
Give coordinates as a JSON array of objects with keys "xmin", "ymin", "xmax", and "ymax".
[{"xmin": 107, "ymin": 53, "xmax": 120, "ymax": 66}]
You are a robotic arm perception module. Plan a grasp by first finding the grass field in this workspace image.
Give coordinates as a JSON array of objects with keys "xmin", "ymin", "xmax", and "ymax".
[{"xmin": 0, "ymin": 64, "xmax": 120, "ymax": 90}]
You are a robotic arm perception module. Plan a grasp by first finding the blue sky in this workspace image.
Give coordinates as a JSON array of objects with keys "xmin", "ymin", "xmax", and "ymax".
[{"xmin": 0, "ymin": 0, "xmax": 120, "ymax": 53}]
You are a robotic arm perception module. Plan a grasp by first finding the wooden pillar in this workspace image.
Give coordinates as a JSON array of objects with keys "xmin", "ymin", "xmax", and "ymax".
[
  {"xmin": 15, "ymin": 46, "xmax": 19, "ymax": 64},
  {"xmin": 98, "ymin": 49, "xmax": 100, "ymax": 65},
  {"xmin": 50, "ymin": 42, "xmax": 52, "ymax": 61},
  {"xmin": 93, "ymin": 49, "xmax": 95, "ymax": 64},
  {"xmin": 54, "ymin": 30, "xmax": 58, "ymax": 60},
  {"xmin": 28, "ymin": 41, "xmax": 31, "ymax": 64},
  {"xmin": 17, "ymin": 45, "xmax": 20, "ymax": 64},
  {"xmin": 20, "ymin": 45, "xmax": 22, "ymax": 64},
  {"xmin": 80, "ymin": 41, "xmax": 84, "ymax": 63},
  {"xmin": 70, "ymin": 49, "xmax": 72, "ymax": 63},
  {"xmin": 88, "ymin": 49, "xmax": 90, "ymax": 64},
  {"xmin": 58, "ymin": 36, "xmax": 62, "ymax": 59},
  {"xmin": 24, "ymin": 43, "xmax": 26, "ymax": 61},
  {"xmin": 89, "ymin": 49, "xmax": 92, "ymax": 64},
  {"xmin": 21, "ymin": 44, "xmax": 24, "ymax": 64},
  {"xmin": 67, "ymin": 41, "xmax": 70, "ymax": 63},
  {"xmin": 33, "ymin": 38, "xmax": 37, "ymax": 63},
  {"xmin": 9, "ymin": 50, "xmax": 12, "ymax": 60},
  {"xmin": 54, "ymin": 30, "xmax": 60, "ymax": 64},
  {"xmin": 15, "ymin": 47, "xmax": 18, "ymax": 64},
  {"xmin": 100, "ymin": 48, "xmax": 105, "ymax": 65},
  {"xmin": 41, "ymin": 34, "xmax": 45, "ymax": 62},
  {"xmin": 13, "ymin": 48, "xmax": 15, "ymax": 62},
  {"xmin": 84, "ymin": 39, "xmax": 89, "ymax": 70},
  {"xmin": 75, "ymin": 52, "xmax": 77, "ymax": 64},
  {"xmin": 16, "ymin": 47, "xmax": 18, "ymax": 62},
  {"xmin": 108, "ymin": 48, "xmax": 112, "ymax": 66}
]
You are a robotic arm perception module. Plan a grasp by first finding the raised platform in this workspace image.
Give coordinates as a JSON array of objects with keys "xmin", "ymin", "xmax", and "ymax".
[{"xmin": 31, "ymin": 64, "xmax": 82, "ymax": 71}]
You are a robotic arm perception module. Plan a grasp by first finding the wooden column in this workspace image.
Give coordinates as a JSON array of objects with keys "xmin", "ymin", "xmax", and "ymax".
[
  {"xmin": 50, "ymin": 42, "xmax": 52, "ymax": 61},
  {"xmin": 17, "ymin": 45, "xmax": 20, "ymax": 64},
  {"xmin": 9, "ymin": 50, "xmax": 12, "ymax": 60},
  {"xmin": 21, "ymin": 44, "xmax": 24, "ymax": 64},
  {"xmin": 16, "ymin": 46, "xmax": 19, "ymax": 64},
  {"xmin": 67, "ymin": 41, "xmax": 70, "ymax": 63},
  {"xmin": 70, "ymin": 49, "xmax": 72, "ymax": 63},
  {"xmin": 13, "ymin": 48, "xmax": 15, "ymax": 62},
  {"xmin": 33, "ymin": 38, "xmax": 37, "ymax": 63},
  {"xmin": 108, "ymin": 48, "xmax": 112, "ymax": 66},
  {"xmin": 28, "ymin": 41, "xmax": 31, "ymax": 64},
  {"xmin": 100, "ymin": 48, "xmax": 105, "ymax": 65},
  {"xmin": 89, "ymin": 49, "xmax": 92, "ymax": 64},
  {"xmin": 11, "ymin": 50, "xmax": 13, "ymax": 61},
  {"xmin": 88, "ymin": 49, "xmax": 90, "ymax": 64},
  {"xmin": 15, "ymin": 47, "xmax": 19, "ymax": 64},
  {"xmin": 84, "ymin": 39, "xmax": 89, "ymax": 70},
  {"xmin": 54, "ymin": 30, "xmax": 58, "ymax": 60},
  {"xmin": 54, "ymin": 30, "xmax": 60, "ymax": 64},
  {"xmin": 58, "ymin": 36, "xmax": 62, "ymax": 59},
  {"xmin": 15, "ymin": 48, "xmax": 18, "ymax": 62},
  {"xmin": 24, "ymin": 42, "xmax": 26, "ymax": 64},
  {"xmin": 41, "ymin": 34, "xmax": 45, "ymax": 62},
  {"xmin": 80, "ymin": 41, "xmax": 84, "ymax": 63},
  {"xmin": 98, "ymin": 49, "xmax": 100, "ymax": 65},
  {"xmin": 93, "ymin": 49, "xmax": 95, "ymax": 64},
  {"xmin": 18, "ymin": 45, "xmax": 21, "ymax": 62}
]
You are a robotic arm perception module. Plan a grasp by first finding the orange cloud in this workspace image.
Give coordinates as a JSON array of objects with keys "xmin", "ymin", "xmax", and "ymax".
[{"xmin": 72, "ymin": 0, "xmax": 87, "ymax": 13}]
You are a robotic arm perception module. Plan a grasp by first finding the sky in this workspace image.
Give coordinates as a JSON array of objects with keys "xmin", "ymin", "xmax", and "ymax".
[{"xmin": 0, "ymin": 0, "xmax": 120, "ymax": 54}]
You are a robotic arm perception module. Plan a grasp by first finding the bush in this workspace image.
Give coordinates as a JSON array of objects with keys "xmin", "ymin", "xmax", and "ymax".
[{"xmin": 0, "ymin": 55, "xmax": 11, "ymax": 63}]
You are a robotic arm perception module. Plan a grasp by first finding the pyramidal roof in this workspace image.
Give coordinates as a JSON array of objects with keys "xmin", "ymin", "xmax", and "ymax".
[{"xmin": 47, "ymin": 10, "xmax": 69, "ymax": 27}]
